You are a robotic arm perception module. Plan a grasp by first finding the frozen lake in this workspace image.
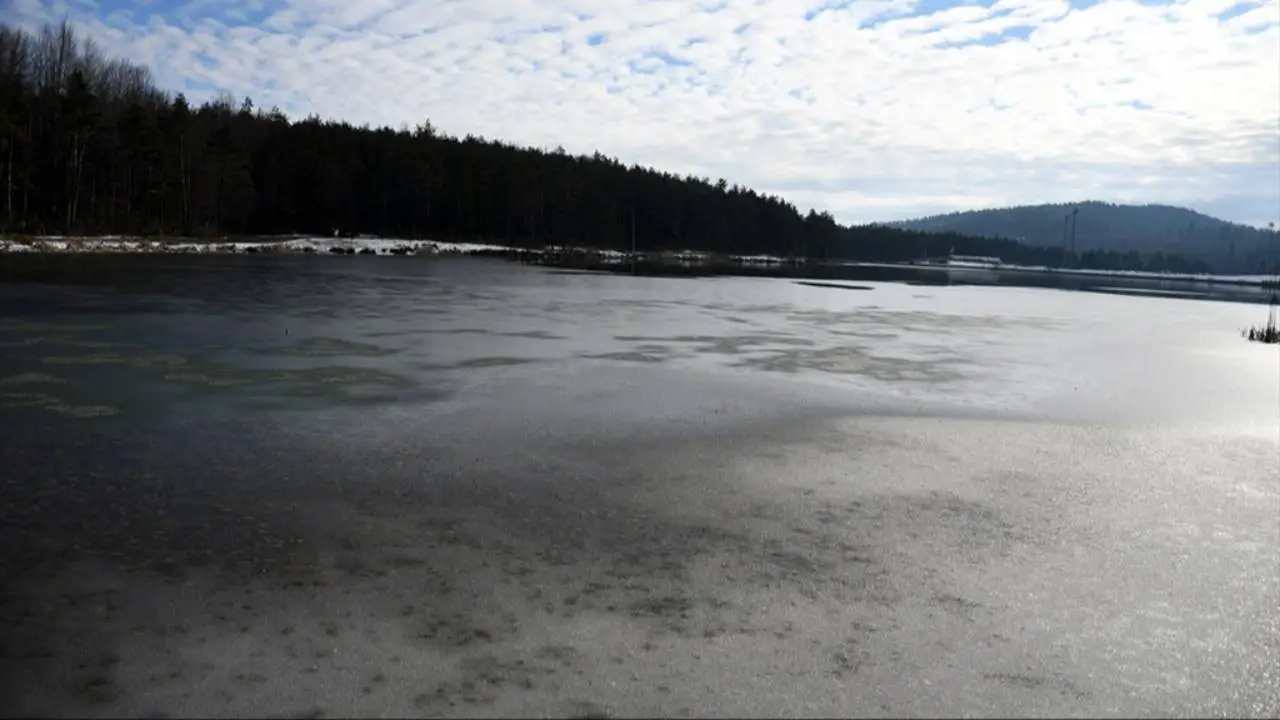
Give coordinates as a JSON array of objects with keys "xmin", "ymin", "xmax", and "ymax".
[{"xmin": 1, "ymin": 255, "xmax": 1277, "ymax": 717}]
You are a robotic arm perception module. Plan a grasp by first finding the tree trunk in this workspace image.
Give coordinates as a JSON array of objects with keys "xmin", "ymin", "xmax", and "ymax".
[
  {"xmin": 178, "ymin": 134, "xmax": 190, "ymax": 236},
  {"xmin": 21, "ymin": 114, "xmax": 32, "ymax": 227},
  {"xmin": 3, "ymin": 139, "xmax": 12, "ymax": 229}
]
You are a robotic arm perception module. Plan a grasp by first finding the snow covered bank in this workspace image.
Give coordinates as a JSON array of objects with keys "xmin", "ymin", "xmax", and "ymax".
[
  {"xmin": 0, "ymin": 235, "xmax": 519, "ymax": 257},
  {"xmin": 3, "ymin": 235, "xmax": 1269, "ymax": 286},
  {"xmin": 0, "ymin": 235, "xmax": 796, "ymax": 268}
]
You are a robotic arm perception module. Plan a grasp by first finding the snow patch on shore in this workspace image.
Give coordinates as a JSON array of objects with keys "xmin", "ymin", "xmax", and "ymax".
[
  {"xmin": 0, "ymin": 235, "xmax": 515, "ymax": 257},
  {"xmin": 0, "ymin": 234, "xmax": 821, "ymax": 269}
]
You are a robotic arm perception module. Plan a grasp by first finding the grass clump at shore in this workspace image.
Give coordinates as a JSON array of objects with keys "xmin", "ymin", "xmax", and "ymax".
[
  {"xmin": 1244, "ymin": 300, "xmax": 1279, "ymax": 344},
  {"xmin": 1243, "ymin": 324, "xmax": 1279, "ymax": 344}
]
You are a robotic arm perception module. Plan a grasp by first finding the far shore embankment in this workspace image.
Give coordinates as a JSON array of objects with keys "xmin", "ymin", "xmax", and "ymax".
[
  {"xmin": 0, "ymin": 234, "xmax": 799, "ymax": 269},
  {"xmin": 3, "ymin": 233, "xmax": 1276, "ymax": 289}
]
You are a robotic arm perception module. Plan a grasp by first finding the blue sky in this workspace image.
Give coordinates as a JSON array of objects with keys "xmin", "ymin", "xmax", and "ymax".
[{"xmin": 5, "ymin": 0, "xmax": 1278, "ymax": 227}]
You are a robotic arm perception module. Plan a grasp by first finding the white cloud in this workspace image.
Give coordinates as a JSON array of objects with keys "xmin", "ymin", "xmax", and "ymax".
[{"xmin": 4, "ymin": 0, "xmax": 1278, "ymax": 226}]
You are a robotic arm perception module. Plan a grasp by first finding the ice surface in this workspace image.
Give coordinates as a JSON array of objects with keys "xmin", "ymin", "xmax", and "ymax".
[{"xmin": 1, "ymin": 254, "xmax": 1277, "ymax": 718}]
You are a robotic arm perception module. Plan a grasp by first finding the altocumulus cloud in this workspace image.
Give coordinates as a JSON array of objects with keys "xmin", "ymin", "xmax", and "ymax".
[{"xmin": 7, "ymin": 0, "xmax": 1278, "ymax": 226}]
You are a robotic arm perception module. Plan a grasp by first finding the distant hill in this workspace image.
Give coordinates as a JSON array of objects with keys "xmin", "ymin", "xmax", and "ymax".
[{"xmin": 888, "ymin": 202, "xmax": 1277, "ymax": 274}]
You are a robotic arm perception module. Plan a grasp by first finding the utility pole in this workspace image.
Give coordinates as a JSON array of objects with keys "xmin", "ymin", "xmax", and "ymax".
[
  {"xmin": 1070, "ymin": 207, "xmax": 1079, "ymax": 264},
  {"xmin": 1267, "ymin": 220, "xmax": 1277, "ymax": 335},
  {"xmin": 1269, "ymin": 221, "xmax": 1275, "ymax": 277},
  {"xmin": 1062, "ymin": 214, "xmax": 1070, "ymax": 268}
]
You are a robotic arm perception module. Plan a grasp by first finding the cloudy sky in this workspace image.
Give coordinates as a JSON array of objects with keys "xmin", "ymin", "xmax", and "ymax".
[{"xmin": 6, "ymin": 0, "xmax": 1278, "ymax": 227}]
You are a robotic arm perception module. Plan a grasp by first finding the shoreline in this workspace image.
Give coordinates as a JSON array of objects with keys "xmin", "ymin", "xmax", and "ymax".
[
  {"xmin": 0, "ymin": 235, "xmax": 522, "ymax": 257},
  {"xmin": 2, "ymin": 234, "xmax": 1276, "ymax": 288},
  {"xmin": 0, "ymin": 234, "xmax": 798, "ymax": 269},
  {"xmin": 881, "ymin": 261, "xmax": 1280, "ymax": 288}
]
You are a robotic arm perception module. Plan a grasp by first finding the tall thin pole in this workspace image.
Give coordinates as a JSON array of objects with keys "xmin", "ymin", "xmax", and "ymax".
[
  {"xmin": 1062, "ymin": 214, "xmax": 1069, "ymax": 268},
  {"xmin": 1070, "ymin": 207, "xmax": 1079, "ymax": 264},
  {"xmin": 1268, "ymin": 221, "xmax": 1275, "ymax": 281},
  {"xmin": 630, "ymin": 204, "xmax": 636, "ymax": 276}
]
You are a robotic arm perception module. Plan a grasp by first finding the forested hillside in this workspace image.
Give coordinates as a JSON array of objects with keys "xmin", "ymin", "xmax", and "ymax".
[
  {"xmin": 892, "ymin": 202, "xmax": 1277, "ymax": 274},
  {"xmin": 0, "ymin": 20, "xmax": 1211, "ymax": 274}
]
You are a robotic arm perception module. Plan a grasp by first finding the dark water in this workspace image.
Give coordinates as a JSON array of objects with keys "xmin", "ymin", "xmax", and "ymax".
[{"xmin": 1, "ymin": 255, "xmax": 1277, "ymax": 718}]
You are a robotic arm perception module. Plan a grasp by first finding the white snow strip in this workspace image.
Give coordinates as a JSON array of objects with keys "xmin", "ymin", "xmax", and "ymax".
[
  {"xmin": 1, "ymin": 235, "xmax": 1274, "ymax": 287},
  {"xmin": 0, "ymin": 235, "xmax": 523, "ymax": 256}
]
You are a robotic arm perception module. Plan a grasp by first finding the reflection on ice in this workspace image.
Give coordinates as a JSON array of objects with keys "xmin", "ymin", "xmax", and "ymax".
[{"xmin": 1, "ymin": 255, "xmax": 1278, "ymax": 718}]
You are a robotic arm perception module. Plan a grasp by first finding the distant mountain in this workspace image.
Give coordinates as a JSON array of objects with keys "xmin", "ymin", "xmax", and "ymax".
[{"xmin": 888, "ymin": 202, "xmax": 1277, "ymax": 274}]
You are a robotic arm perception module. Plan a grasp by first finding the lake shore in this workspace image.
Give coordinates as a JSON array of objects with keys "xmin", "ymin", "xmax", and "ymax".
[
  {"xmin": 0, "ymin": 234, "xmax": 797, "ymax": 270},
  {"xmin": 0, "ymin": 234, "xmax": 523, "ymax": 257},
  {"xmin": 4, "ymin": 234, "xmax": 1276, "ymax": 290}
]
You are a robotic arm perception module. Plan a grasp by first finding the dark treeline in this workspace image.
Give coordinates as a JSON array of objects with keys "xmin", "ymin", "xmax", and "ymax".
[{"xmin": 0, "ymin": 20, "xmax": 1210, "ymax": 274}]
